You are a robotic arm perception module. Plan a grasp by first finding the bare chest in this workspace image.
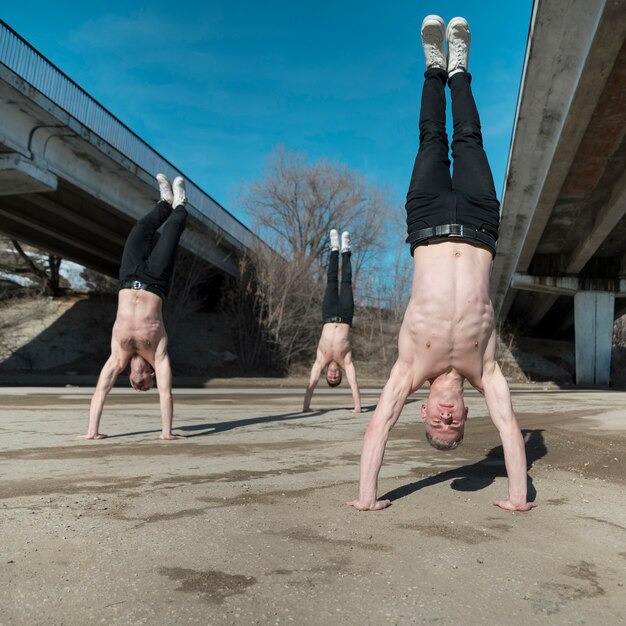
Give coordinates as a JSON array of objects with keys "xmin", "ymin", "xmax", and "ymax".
[
  {"xmin": 319, "ymin": 323, "xmax": 351, "ymax": 362},
  {"xmin": 403, "ymin": 299, "xmax": 494, "ymax": 381},
  {"xmin": 114, "ymin": 293, "xmax": 165, "ymax": 357}
]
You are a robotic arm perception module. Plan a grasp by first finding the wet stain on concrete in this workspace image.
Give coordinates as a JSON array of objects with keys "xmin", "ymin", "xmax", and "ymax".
[
  {"xmin": 0, "ymin": 475, "xmax": 150, "ymax": 499},
  {"xmin": 545, "ymin": 561, "xmax": 605, "ymax": 601},
  {"xmin": 139, "ymin": 507, "xmax": 209, "ymax": 525},
  {"xmin": 338, "ymin": 452, "xmax": 361, "ymax": 463},
  {"xmin": 0, "ymin": 459, "xmax": 331, "ymax": 500},
  {"xmin": 0, "ymin": 439, "xmax": 328, "ymax": 461},
  {"xmin": 158, "ymin": 567, "xmax": 256, "ymax": 603},
  {"xmin": 396, "ymin": 522, "xmax": 500, "ymax": 544},
  {"xmin": 268, "ymin": 557, "xmax": 351, "ymax": 586},
  {"xmin": 150, "ymin": 463, "xmax": 331, "ymax": 490},
  {"xmin": 531, "ymin": 561, "xmax": 606, "ymax": 615},
  {"xmin": 271, "ymin": 568, "xmax": 295, "ymax": 575},
  {"xmin": 0, "ymin": 443, "xmax": 217, "ymax": 461},
  {"xmin": 577, "ymin": 516, "xmax": 626, "ymax": 532},
  {"xmin": 483, "ymin": 518, "xmax": 513, "ymax": 533},
  {"xmin": 196, "ymin": 481, "xmax": 353, "ymax": 509},
  {"xmin": 272, "ymin": 527, "xmax": 389, "ymax": 552}
]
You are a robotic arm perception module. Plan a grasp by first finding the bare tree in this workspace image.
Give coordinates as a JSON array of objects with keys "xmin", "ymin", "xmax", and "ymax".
[
  {"xmin": 164, "ymin": 249, "xmax": 214, "ymax": 342},
  {"xmin": 236, "ymin": 147, "xmax": 394, "ymax": 371},
  {"xmin": 79, "ymin": 267, "xmax": 117, "ymax": 293},
  {"xmin": 223, "ymin": 255, "xmax": 275, "ymax": 372},
  {"xmin": 1, "ymin": 238, "xmax": 65, "ymax": 296},
  {"xmin": 242, "ymin": 147, "xmax": 392, "ymax": 279}
]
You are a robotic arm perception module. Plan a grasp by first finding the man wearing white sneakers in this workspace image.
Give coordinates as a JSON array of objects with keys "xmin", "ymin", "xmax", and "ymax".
[
  {"xmin": 82, "ymin": 174, "xmax": 188, "ymax": 440},
  {"xmin": 348, "ymin": 16, "xmax": 536, "ymax": 512},
  {"xmin": 303, "ymin": 229, "xmax": 362, "ymax": 414}
]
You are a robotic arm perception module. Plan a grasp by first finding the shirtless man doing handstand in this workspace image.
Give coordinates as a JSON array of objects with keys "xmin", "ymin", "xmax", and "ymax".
[
  {"xmin": 348, "ymin": 16, "xmax": 536, "ymax": 512},
  {"xmin": 303, "ymin": 229, "xmax": 362, "ymax": 413},
  {"xmin": 82, "ymin": 173, "xmax": 188, "ymax": 440}
]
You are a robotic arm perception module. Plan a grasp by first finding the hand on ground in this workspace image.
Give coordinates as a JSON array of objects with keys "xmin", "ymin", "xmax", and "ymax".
[
  {"xmin": 346, "ymin": 499, "xmax": 391, "ymax": 511},
  {"xmin": 492, "ymin": 499, "xmax": 537, "ymax": 511}
]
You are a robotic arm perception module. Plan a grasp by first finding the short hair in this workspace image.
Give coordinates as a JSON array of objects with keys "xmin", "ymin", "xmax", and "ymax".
[
  {"xmin": 425, "ymin": 429, "xmax": 463, "ymax": 450},
  {"xmin": 326, "ymin": 371, "xmax": 342, "ymax": 387}
]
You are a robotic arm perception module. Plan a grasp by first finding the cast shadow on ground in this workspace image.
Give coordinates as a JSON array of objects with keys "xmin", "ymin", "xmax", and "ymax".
[
  {"xmin": 103, "ymin": 408, "xmax": 331, "ymax": 439},
  {"xmin": 379, "ymin": 429, "xmax": 546, "ymax": 503}
]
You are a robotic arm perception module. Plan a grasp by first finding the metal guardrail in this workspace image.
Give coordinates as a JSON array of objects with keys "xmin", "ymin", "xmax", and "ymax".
[{"xmin": 0, "ymin": 19, "xmax": 258, "ymax": 250}]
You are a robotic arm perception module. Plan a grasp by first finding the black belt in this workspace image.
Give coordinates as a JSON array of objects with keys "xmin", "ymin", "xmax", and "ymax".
[
  {"xmin": 408, "ymin": 223, "xmax": 497, "ymax": 252},
  {"xmin": 323, "ymin": 316, "xmax": 345, "ymax": 324},
  {"xmin": 119, "ymin": 280, "xmax": 166, "ymax": 299}
]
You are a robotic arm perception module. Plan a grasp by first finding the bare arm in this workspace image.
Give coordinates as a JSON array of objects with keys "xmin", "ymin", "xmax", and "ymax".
[
  {"xmin": 82, "ymin": 353, "xmax": 126, "ymax": 439},
  {"xmin": 347, "ymin": 362, "xmax": 414, "ymax": 511},
  {"xmin": 343, "ymin": 358, "xmax": 362, "ymax": 413},
  {"xmin": 303, "ymin": 358, "xmax": 324, "ymax": 412},
  {"xmin": 153, "ymin": 348, "xmax": 184, "ymax": 440},
  {"xmin": 481, "ymin": 334, "xmax": 536, "ymax": 511}
]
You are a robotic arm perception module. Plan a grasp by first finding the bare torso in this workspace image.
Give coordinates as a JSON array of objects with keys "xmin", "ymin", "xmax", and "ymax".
[
  {"xmin": 317, "ymin": 322, "xmax": 353, "ymax": 367},
  {"xmin": 351, "ymin": 240, "xmax": 534, "ymax": 512},
  {"xmin": 303, "ymin": 321, "xmax": 360, "ymax": 412},
  {"xmin": 85, "ymin": 288, "xmax": 176, "ymax": 440},
  {"xmin": 112, "ymin": 289, "xmax": 167, "ymax": 366},
  {"xmin": 399, "ymin": 240, "xmax": 495, "ymax": 391}
]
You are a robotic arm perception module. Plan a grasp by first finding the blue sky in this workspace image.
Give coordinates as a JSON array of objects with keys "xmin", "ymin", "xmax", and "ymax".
[{"xmin": 3, "ymin": 1, "xmax": 534, "ymax": 228}]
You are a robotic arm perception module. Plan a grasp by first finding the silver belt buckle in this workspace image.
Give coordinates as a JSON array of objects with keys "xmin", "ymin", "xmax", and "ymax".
[
  {"xmin": 132, "ymin": 280, "xmax": 142, "ymax": 289},
  {"xmin": 448, "ymin": 224, "xmax": 464, "ymax": 238}
]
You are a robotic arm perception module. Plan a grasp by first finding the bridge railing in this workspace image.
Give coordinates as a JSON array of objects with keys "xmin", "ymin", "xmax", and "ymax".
[{"xmin": 0, "ymin": 19, "xmax": 259, "ymax": 250}]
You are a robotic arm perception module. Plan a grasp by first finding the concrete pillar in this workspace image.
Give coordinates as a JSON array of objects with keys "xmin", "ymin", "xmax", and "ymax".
[{"xmin": 574, "ymin": 291, "xmax": 615, "ymax": 386}]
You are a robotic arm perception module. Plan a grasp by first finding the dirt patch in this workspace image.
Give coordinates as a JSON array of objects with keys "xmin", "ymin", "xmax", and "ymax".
[
  {"xmin": 158, "ymin": 567, "xmax": 256, "ymax": 603},
  {"xmin": 1, "ymin": 386, "xmax": 625, "ymax": 625}
]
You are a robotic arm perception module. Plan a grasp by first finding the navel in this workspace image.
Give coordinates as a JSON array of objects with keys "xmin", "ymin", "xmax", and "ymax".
[
  {"xmin": 474, "ymin": 341, "xmax": 479, "ymax": 349},
  {"xmin": 426, "ymin": 341, "xmax": 431, "ymax": 349},
  {"xmin": 454, "ymin": 251, "xmax": 461, "ymax": 258}
]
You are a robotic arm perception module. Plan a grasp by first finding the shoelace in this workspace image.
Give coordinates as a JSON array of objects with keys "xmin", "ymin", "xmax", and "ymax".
[
  {"xmin": 450, "ymin": 40, "xmax": 468, "ymax": 56},
  {"xmin": 424, "ymin": 42, "xmax": 443, "ymax": 60}
]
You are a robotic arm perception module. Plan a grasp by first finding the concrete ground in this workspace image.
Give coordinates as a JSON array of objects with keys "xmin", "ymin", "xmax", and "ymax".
[{"xmin": 1, "ymin": 382, "xmax": 625, "ymax": 625}]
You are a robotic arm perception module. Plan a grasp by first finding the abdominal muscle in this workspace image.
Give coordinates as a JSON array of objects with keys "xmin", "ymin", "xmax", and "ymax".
[
  {"xmin": 402, "ymin": 241, "xmax": 495, "ymax": 382},
  {"xmin": 319, "ymin": 323, "xmax": 351, "ymax": 364},
  {"xmin": 113, "ymin": 289, "xmax": 166, "ymax": 358}
]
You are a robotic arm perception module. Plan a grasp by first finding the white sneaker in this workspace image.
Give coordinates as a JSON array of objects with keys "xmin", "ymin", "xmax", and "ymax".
[
  {"xmin": 447, "ymin": 17, "xmax": 470, "ymax": 75},
  {"xmin": 172, "ymin": 176, "xmax": 187, "ymax": 208},
  {"xmin": 341, "ymin": 231, "xmax": 350, "ymax": 253},
  {"xmin": 421, "ymin": 15, "xmax": 447, "ymax": 71},
  {"xmin": 156, "ymin": 173, "xmax": 173, "ymax": 204},
  {"xmin": 329, "ymin": 229, "xmax": 339, "ymax": 251}
]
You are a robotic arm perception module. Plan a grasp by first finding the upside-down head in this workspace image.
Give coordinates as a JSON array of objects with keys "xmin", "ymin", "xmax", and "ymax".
[
  {"xmin": 421, "ymin": 387, "xmax": 468, "ymax": 450},
  {"xmin": 326, "ymin": 362, "xmax": 343, "ymax": 387},
  {"xmin": 129, "ymin": 355, "xmax": 156, "ymax": 392}
]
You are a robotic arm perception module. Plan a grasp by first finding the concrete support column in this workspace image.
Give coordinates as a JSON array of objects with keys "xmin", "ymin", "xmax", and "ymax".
[{"xmin": 574, "ymin": 291, "xmax": 615, "ymax": 385}]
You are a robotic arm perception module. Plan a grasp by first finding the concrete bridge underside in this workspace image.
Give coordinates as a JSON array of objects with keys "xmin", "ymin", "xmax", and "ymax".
[
  {"xmin": 492, "ymin": 0, "xmax": 626, "ymax": 385},
  {"xmin": 0, "ymin": 27, "xmax": 260, "ymax": 282}
]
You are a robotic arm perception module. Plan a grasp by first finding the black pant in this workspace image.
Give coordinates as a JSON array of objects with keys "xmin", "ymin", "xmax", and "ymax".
[
  {"xmin": 322, "ymin": 250, "xmax": 353, "ymax": 326},
  {"xmin": 118, "ymin": 201, "xmax": 188, "ymax": 299},
  {"xmin": 405, "ymin": 68, "xmax": 500, "ymax": 254}
]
